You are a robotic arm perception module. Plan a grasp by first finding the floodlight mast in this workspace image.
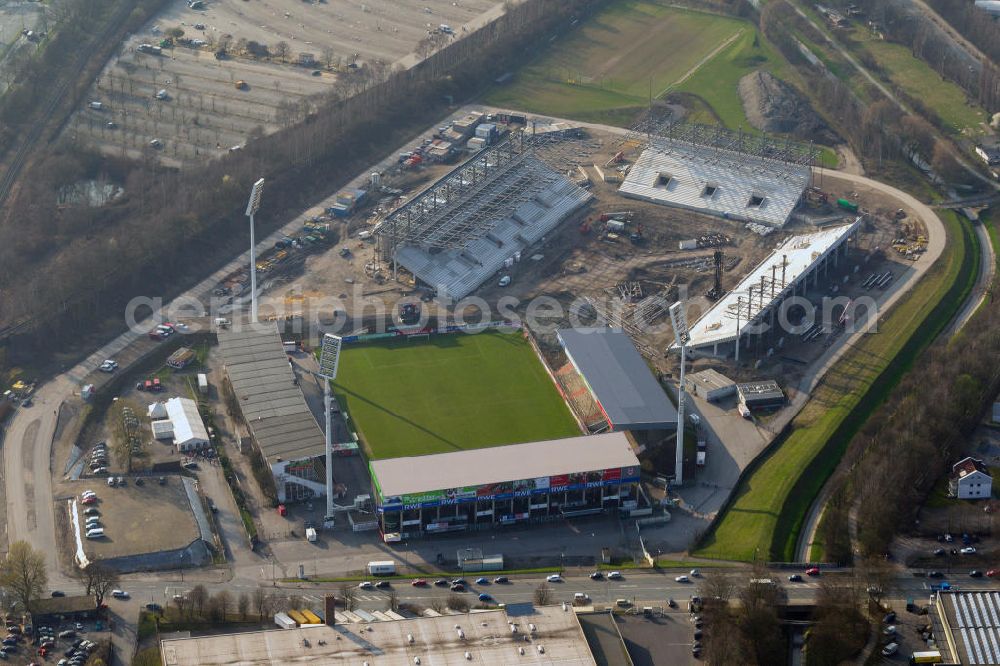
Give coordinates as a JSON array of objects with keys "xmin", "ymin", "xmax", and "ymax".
[
  {"xmin": 669, "ymin": 302, "xmax": 690, "ymax": 486},
  {"xmin": 317, "ymin": 334, "xmax": 343, "ymax": 525},
  {"xmin": 245, "ymin": 178, "xmax": 265, "ymax": 322}
]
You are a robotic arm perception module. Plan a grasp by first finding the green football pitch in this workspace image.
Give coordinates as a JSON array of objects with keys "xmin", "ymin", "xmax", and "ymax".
[{"xmin": 332, "ymin": 330, "xmax": 581, "ymax": 460}]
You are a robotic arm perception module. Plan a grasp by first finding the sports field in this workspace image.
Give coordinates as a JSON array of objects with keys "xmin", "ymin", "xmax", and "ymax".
[
  {"xmin": 332, "ymin": 330, "xmax": 581, "ymax": 460},
  {"xmin": 485, "ymin": 2, "xmax": 746, "ymax": 126}
]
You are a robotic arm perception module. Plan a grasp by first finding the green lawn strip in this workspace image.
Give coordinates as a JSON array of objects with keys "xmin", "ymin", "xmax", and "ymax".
[
  {"xmin": 693, "ymin": 211, "xmax": 975, "ymax": 562},
  {"xmin": 283, "ymin": 567, "xmax": 564, "ymax": 583},
  {"xmin": 333, "ymin": 331, "xmax": 579, "ymax": 460},
  {"xmin": 846, "ymin": 29, "xmax": 986, "ymax": 133},
  {"xmin": 133, "ymin": 647, "xmax": 162, "ymax": 666}
]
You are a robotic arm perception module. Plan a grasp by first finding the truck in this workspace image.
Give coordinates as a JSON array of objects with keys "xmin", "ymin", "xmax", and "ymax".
[
  {"xmin": 678, "ymin": 239, "xmax": 698, "ymax": 250},
  {"xmin": 909, "ymin": 651, "xmax": 942, "ymax": 664},
  {"xmin": 305, "ymin": 527, "xmax": 317, "ymax": 542},
  {"xmin": 696, "ymin": 451, "xmax": 706, "ymax": 467},
  {"xmin": 197, "ymin": 373, "xmax": 209, "ymax": 395},
  {"xmin": 367, "ymin": 560, "xmax": 396, "ymax": 576}
]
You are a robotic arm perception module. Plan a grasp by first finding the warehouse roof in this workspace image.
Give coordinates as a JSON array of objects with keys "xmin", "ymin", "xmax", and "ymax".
[
  {"xmin": 686, "ymin": 369, "xmax": 735, "ymax": 394},
  {"xmin": 557, "ymin": 328, "xmax": 677, "ymax": 430},
  {"xmin": 679, "ymin": 221, "xmax": 859, "ymax": 350},
  {"xmin": 218, "ymin": 326, "xmax": 325, "ymax": 463},
  {"xmin": 371, "ymin": 432, "xmax": 639, "ymax": 499},
  {"xmin": 160, "ymin": 607, "xmax": 596, "ymax": 666},
  {"xmin": 939, "ymin": 590, "xmax": 1000, "ymax": 665}
]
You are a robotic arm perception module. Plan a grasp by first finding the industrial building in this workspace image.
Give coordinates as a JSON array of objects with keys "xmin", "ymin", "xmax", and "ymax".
[
  {"xmin": 618, "ymin": 122, "xmax": 815, "ymax": 228},
  {"xmin": 369, "ymin": 432, "xmax": 642, "ymax": 541},
  {"xmin": 160, "ymin": 605, "xmax": 597, "ymax": 665},
  {"xmin": 677, "ymin": 220, "xmax": 860, "ymax": 358},
  {"xmin": 375, "ymin": 136, "xmax": 592, "ymax": 300},
  {"xmin": 218, "ymin": 326, "xmax": 327, "ymax": 503},
  {"xmin": 935, "ymin": 589, "xmax": 1000, "ymax": 665},
  {"xmin": 685, "ymin": 368, "xmax": 737, "ymax": 402},
  {"xmin": 556, "ymin": 328, "xmax": 677, "ymax": 433},
  {"xmin": 737, "ymin": 380, "xmax": 785, "ymax": 411}
]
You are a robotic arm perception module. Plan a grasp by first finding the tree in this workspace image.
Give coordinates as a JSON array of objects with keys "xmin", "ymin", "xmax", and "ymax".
[
  {"xmin": 533, "ymin": 583, "xmax": 553, "ymax": 606},
  {"xmin": 80, "ymin": 563, "xmax": 118, "ymax": 610},
  {"xmin": 206, "ymin": 596, "xmax": 224, "ymax": 622},
  {"xmin": 238, "ymin": 592, "xmax": 250, "ymax": 620},
  {"xmin": 446, "ymin": 593, "xmax": 469, "ymax": 612},
  {"xmin": 189, "ymin": 584, "xmax": 208, "ymax": 617},
  {"xmin": 322, "ymin": 47, "xmax": 336, "ymax": 70},
  {"xmin": 386, "ymin": 590, "xmax": 399, "ymax": 612},
  {"xmin": 166, "ymin": 27, "xmax": 184, "ymax": 39},
  {"xmin": 338, "ymin": 583, "xmax": 357, "ymax": 611},
  {"xmin": 173, "ymin": 594, "xmax": 190, "ymax": 620},
  {"xmin": 274, "ymin": 41, "xmax": 291, "ymax": 62},
  {"xmin": 252, "ymin": 588, "xmax": 267, "ymax": 619},
  {"xmin": 215, "ymin": 590, "xmax": 232, "ymax": 621},
  {"xmin": 0, "ymin": 541, "xmax": 46, "ymax": 614}
]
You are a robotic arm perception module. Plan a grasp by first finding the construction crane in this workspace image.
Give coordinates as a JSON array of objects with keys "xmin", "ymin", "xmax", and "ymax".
[{"xmin": 706, "ymin": 250, "xmax": 725, "ymax": 300}]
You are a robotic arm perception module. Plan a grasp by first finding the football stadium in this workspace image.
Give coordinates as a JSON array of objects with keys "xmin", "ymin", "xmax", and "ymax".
[{"xmin": 331, "ymin": 327, "xmax": 646, "ymax": 540}]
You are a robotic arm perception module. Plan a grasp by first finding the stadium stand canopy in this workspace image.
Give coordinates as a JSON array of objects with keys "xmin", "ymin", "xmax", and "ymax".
[
  {"xmin": 376, "ymin": 138, "xmax": 592, "ymax": 299},
  {"xmin": 217, "ymin": 326, "xmax": 325, "ymax": 463},
  {"xmin": 370, "ymin": 432, "xmax": 639, "ymax": 502},
  {"xmin": 618, "ymin": 123, "xmax": 813, "ymax": 228},
  {"xmin": 680, "ymin": 220, "xmax": 860, "ymax": 352},
  {"xmin": 557, "ymin": 328, "xmax": 677, "ymax": 431}
]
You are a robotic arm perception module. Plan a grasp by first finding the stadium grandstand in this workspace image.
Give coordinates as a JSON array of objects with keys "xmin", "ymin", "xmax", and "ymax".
[
  {"xmin": 218, "ymin": 326, "xmax": 328, "ymax": 503},
  {"xmin": 676, "ymin": 219, "xmax": 861, "ymax": 358},
  {"xmin": 619, "ymin": 121, "xmax": 816, "ymax": 228},
  {"xmin": 375, "ymin": 135, "xmax": 592, "ymax": 299},
  {"xmin": 369, "ymin": 432, "xmax": 643, "ymax": 540}
]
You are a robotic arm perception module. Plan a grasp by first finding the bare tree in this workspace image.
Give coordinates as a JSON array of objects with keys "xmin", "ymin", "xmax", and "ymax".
[
  {"xmin": 252, "ymin": 588, "xmax": 267, "ymax": 619},
  {"xmin": 215, "ymin": 590, "xmax": 232, "ymax": 621},
  {"xmin": 446, "ymin": 593, "xmax": 469, "ymax": 612},
  {"xmin": 386, "ymin": 590, "xmax": 399, "ymax": 612},
  {"xmin": 174, "ymin": 594, "xmax": 190, "ymax": 620},
  {"xmin": 430, "ymin": 597, "xmax": 446, "ymax": 613},
  {"xmin": 238, "ymin": 592, "xmax": 250, "ymax": 620},
  {"xmin": 337, "ymin": 583, "xmax": 358, "ymax": 611},
  {"xmin": 533, "ymin": 583, "xmax": 553, "ymax": 606},
  {"xmin": 189, "ymin": 584, "xmax": 208, "ymax": 617},
  {"xmin": 0, "ymin": 541, "xmax": 47, "ymax": 614},
  {"xmin": 274, "ymin": 41, "xmax": 291, "ymax": 62},
  {"xmin": 80, "ymin": 563, "xmax": 119, "ymax": 610},
  {"xmin": 322, "ymin": 47, "xmax": 335, "ymax": 70}
]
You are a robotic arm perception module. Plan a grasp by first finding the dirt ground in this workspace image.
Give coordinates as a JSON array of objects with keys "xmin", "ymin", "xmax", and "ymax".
[
  {"xmin": 62, "ymin": 0, "xmax": 503, "ymax": 164},
  {"xmin": 0, "ymin": 0, "xmax": 46, "ymax": 96},
  {"xmin": 61, "ymin": 478, "xmax": 199, "ymax": 560}
]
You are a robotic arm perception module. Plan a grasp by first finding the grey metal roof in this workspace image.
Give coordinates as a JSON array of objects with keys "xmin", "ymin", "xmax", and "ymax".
[
  {"xmin": 371, "ymin": 432, "xmax": 640, "ymax": 499},
  {"xmin": 557, "ymin": 328, "xmax": 677, "ymax": 430},
  {"xmin": 218, "ymin": 326, "xmax": 326, "ymax": 462}
]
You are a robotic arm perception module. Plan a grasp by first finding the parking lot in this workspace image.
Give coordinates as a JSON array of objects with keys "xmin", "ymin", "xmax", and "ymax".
[
  {"xmin": 62, "ymin": 0, "xmax": 504, "ymax": 163},
  {"xmin": 65, "ymin": 478, "xmax": 201, "ymax": 561}
]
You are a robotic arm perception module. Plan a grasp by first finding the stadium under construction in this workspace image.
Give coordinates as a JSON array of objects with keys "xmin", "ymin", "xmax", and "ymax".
[{"xmin": 374, "ymin": 134, "xmax": 593, "ymax": 300}]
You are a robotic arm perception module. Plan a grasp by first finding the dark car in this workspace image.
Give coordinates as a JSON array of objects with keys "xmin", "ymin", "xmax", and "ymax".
[
  {"xmin": 934, "ymin": 548, "xmax": 945, "ymax": 556},
  {"xmin": 375, "ymin": 580, "xmax": 391, "ymax": 589},
  {"xmin": 971, "ymin": 570, "xmax": 984, "ymax": 578},
  {"xmin": 451, "ymin": 583, "xmax": 465, "ymax": 592},
  {"xmin": 451, "ymin": 578, "xmax": 467, "ymax": 586},
  {"xmin": 788, "ymin": 574, "xmax": 802, "ymax": 582},
  {"xmin": 434, "ymin": 579, "xmax": 449, "ymax": 587},
  {"xmin": 883, "ymin": 611, "xmax": 896, "ymax": 624},
  {"xmin": 590, "ymin": 571, "xmax": 603, "ymax": 580},
  {"xmin": 494, "ymin": 576, "xmax": 509, "ymax": 584},
  {"xmin": 146, "ymin": 603, "xmax": 162, "ymax": 611},
  {"xmin": 50, "ymin": 591, "xmax": 65, "ymax": 598},
  {"xmin": 929, "ymin": 571, "xmax": 944, "ymax": 578},
  {"xmin": 693, "ymin": 630, "xmax": 703, "ymax": 640}
]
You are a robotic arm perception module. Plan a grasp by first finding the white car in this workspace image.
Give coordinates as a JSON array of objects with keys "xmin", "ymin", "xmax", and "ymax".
[
  {"xmin": 546, "ymin": 574, "xmax": 563, "ymax": 583},
  {"xmin": 111, "ymin": 589, "xmax": 128, "ymax": 599},
  {"xmin": 961, "ymin": 547, "xmax": 977, "ymax": 555},
  {"xmin": 498, "ymin": 275, "xmax": 511, "ymax": 287},
  {"xmin": 358, "ymin": 581, "xmax": 373, "ymax": 589},
  {"xmin": 675, "ymin": 575, "xmax": 690, "ymax": 583},
  {"xmin": 690, "ymin": 569, "xmax": 701, "ymax": 577},
  {"xmin": 98, "ymin": 360, "xmax": 117, "ymax": 373},
  {"xmin": 81, "ymin": 491, "xmax": 97, "ymax": 498},
  {"xmin": 607, "ymin": 571, "xmax": 623, "ymax": 580}
]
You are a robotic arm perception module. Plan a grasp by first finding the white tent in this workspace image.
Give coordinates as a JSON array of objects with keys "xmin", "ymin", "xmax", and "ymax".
[{"xmin": 164, "ymin": 397, "xmax": 210, "ymax": 451}]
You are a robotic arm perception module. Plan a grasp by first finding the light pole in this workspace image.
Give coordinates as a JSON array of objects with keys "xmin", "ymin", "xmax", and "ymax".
[
  {"xmin": 318, "ymin": 333, "xmax": 343, "ymax": 527},
  {"xmin": 245, "ymin": 178, "xmax": 265, "ymax": 322},
  {"xmin": 669, "ymin": 302, "xmax": 690, "ymax": 486}
]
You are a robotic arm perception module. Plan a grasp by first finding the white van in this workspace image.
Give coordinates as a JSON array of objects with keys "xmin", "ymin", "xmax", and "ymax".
[
  {"xmin": 85, "ymin": 529, "xmax": 104, "ymax": 539},
  {"xmin": 880, "ymin": 642, "xmax": 898, "ymax": 656},
  {"xmin": 88, "ymin": 101, "xmax": 103, "ymax": 110}
]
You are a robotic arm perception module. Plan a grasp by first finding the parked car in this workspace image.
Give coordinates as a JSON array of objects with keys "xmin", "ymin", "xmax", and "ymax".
[
  {"xmin": 450, "ymin": 583, "xmax": 465, "ymax": 592},
  {"xmin": 478, "ymin": 593, "xmax": 492, "ymax": 602},
  {"xmin": 493, "ymin": 576, "xmax": 509, "ymax": 584},
  {"xmin": 375, "ymin": 580, "xmax": 391, "ymax": 589},
  {"xmin": 434, "ymin": 579, "xmax": 449, "ymax": 587},
  {"xmin": 357, "ymin": 581, "xmax": 373, "ymax": 590},
  {"xmin": 410, "ymin": 579, "xmax": 427, "ymax": 587},
  {"xmin": 928, "ymin": 571, "xmax": 944, "ymax": 578},
  {"xmin": 607, "ymin": 571, "xmax": 623, "ymax": 580},
  {"xmin": 788, "ymin": 574, "xmax": 803, "ymax": 582},
  {"xmin": 883, "ymin": 611, "xmax": 896, "ymax": 624},
  {"xmin": 475, "ymin": 577, "xmax": 489, "ymax": 585},
  {"xmin": 98, "ymin": 360, "xmax": 117, "ymax": 373},
  {"xmin": 805, "ymin": 567, "xmax": 821, "ymax": 576},
  {"xmin": 689, "ymin": 569, "xmax": 701, "ymax": 577},
  {"xmin": 987, "ymin": 569, "xmax": 998, "ymax": 578},
  {"xmin": 881, "ymin": 642, "xmax": 899, "ymax": 657},
  {"xmin": 961, "ymin": 547, "xmax": 977, "ymax": 555},
  {"xmin": 970, "ymin": 570, "xmax": 984, "ymax": 578},
  {"xmin": 546, "ymin": 574, "xmax": 563, "ymax": 583},
  {"xmin": 675, "ymin": 575, "xmax": 690, "ymax": 583},
  {"xmin": 110, "ymin": 590, "xmax": 128, "ymax": 599},
  {"xmin": 589, "ymin": 572, "xmax": 603, "ymax": 580}
]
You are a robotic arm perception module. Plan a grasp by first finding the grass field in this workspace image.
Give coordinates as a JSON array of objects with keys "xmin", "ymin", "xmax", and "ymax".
[
  {"xmin": 485, "ymin": 2, "xmax": 747, "ymax": 126},
  {"xmin": 849, "ymin": 33, "xmax": 986, "ymax": 134},
  {"xmin": 694, "ymin": 210, "xmax": 978, "ymax": 562},
  {"xmin": 332, "ymin": 330, "xmax": 580, "ymax": 460}
]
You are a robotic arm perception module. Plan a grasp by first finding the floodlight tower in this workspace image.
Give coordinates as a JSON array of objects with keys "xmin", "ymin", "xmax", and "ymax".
[
  {"xmin": 669, "ymin": 301, "xmax": 690, "ymax": 486},
  {"xmin": 318, "ymin": 333, "xmax": 343, "ymax": 527},
  {"xmin": 245, "ymin": 178, "xmax": 265, "ymax": 322}
]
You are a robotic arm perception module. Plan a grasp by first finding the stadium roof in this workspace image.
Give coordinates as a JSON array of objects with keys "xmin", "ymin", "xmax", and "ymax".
[
  {"xmin": 160, "ymin": 607, "xmax": 597, "ymax": 666},
  {"xmin": 557, "ymin": 328, "xmax": 677, "ymax": 430},
  {"xmin": 217, "ymin": 326, "xmax": 325, "ymax": 463},
  {"xmin": 618, "ymin": 141, "xmax": 810, "ymax": 227},
  {"xmin": 681, "ymin": 220, "xmax": 860, "ymax": 350},
  {"xmin": 371, "ymin": 432, "xmax": 639, "ymax": 499},
  {"xmin": 164, "ymin": 397, "xmax": 209, "ymax": 446}
]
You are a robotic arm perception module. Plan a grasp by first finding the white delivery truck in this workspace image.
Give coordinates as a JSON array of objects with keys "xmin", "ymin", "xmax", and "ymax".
[
  {"xmin": 274, "ymin": 612, "xmax": 297, "ymax": 629},
  {"xmin": 305, "ymin": 527, "xmax": 317, "ymax": 542},
  {"xmin": 197, "ymin": 373, "xmax": 209, "ymax": 395},
  {"xmin": 367, "ymin": 560, "xmax": 396, "ymax": 576}
]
